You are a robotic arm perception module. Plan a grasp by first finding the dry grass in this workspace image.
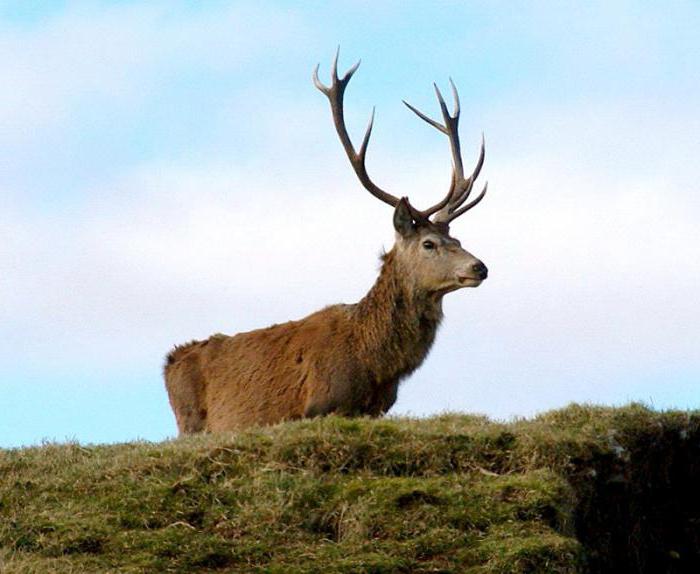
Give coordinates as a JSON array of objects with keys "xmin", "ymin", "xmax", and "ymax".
[{"xmin": 1, "ymin": 403, "xmax": 698, "ymax": 573}]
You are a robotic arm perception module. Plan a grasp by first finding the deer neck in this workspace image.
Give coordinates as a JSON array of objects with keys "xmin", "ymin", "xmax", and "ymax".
[{"xmin": 353, "ymin": 249, "xmax": 443, "ymax": 383}]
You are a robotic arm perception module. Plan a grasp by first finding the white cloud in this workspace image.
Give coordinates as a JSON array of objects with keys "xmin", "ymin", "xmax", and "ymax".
[{"xmin": 0, "ymin": 2, "xmax": 309, "ymax": 155}]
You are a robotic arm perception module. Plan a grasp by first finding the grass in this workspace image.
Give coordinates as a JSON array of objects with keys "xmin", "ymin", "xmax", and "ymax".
[{"xmin": 1, "ymin": 404, "xmax": 698, "ymax": 573}]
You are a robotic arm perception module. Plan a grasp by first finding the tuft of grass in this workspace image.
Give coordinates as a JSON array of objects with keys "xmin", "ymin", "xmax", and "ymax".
[{"xmin": 1, "ymin": 403, "xmax": 699, "ymax": 573}]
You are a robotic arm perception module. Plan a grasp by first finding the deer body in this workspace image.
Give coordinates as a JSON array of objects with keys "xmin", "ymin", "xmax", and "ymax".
[
  {"xmin": 165, "ymin": 249, "xmax": 448, "ymax": 432},
  {"xmin": 165, "ymin": 52, "xmax": 489, "ymax": 434}
]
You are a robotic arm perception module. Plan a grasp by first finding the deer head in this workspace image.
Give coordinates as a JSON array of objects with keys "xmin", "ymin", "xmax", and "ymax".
[{"xmin": 313, "ymin": 50, "xmax": 488, "ymax": 295}]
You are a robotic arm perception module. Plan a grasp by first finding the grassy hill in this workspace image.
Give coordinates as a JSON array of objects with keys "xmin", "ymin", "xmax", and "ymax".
[{"xmin": 1, "ymin": 404, "xmax": 698, "ymax": 573}]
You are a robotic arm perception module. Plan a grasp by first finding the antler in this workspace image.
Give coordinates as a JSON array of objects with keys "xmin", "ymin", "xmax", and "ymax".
[
  {"xmin": 403, "ymin": 80, "xmax": 487, "ymax": 225},
  {"xmin": 313, "ymin": 49, "xmax": 407, "ymax": 212},
  {"xmin": 314, "ymin": 50, "xmax": 486, "ymax": 227}
]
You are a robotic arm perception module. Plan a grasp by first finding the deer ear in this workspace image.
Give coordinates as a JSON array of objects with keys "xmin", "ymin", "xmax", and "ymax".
[{"xmin": 393, "ymin": 197, "xmax": 415, "ymax": 237}]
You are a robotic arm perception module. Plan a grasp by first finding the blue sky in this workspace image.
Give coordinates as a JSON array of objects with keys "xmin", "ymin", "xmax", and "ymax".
[{"xmin": 1, "ymin": 1, "xmax": 698, "ymax": 447}]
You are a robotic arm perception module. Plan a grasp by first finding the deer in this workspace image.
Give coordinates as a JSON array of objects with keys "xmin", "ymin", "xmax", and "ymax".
[{"xmin": 164, "ymin": 52, "xmax": 489, "ymax": 434}]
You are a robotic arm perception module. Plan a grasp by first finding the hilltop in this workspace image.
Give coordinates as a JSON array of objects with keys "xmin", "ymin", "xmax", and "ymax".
[{"xmin": 1, "ymin": 404, "xmax": 698, "ymax": 573}]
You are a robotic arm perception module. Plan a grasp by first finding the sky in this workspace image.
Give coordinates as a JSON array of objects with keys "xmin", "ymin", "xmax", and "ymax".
[{"xmin": 1, "ymin": 1, "xmax": 698, "ymax": 447}]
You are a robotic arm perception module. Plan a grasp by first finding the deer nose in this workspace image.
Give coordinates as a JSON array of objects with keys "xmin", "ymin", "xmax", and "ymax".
[{"xmin": 472, "ymin": 261, "xmax": 488, "ymax": 280}]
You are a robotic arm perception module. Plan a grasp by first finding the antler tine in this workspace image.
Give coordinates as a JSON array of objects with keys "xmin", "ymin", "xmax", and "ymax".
[
  {"xmin": 444, "ymin": 181, "xmax": 488, "ymax": 223},
  {"xmin": 313, "ymin": 50, "xmax": 402, "ymax": 211},
  {"xmin": 435, "ymin": 81, "xmax": 464, "ymax": 185},
  {"xmin": 358, "ymin": 107, "xmax": 375, "ymax": 162},
  {"xmin": 402, "ymin": 100, "xmax": 447, "ymax": 134},
  {"xmin": 449, "ymin": 77, "xmax": 460, "ymax": 117},
  {"xmin": 447, "ymin": 134, "xmax": 485, "ymax": 207},
  {"xmin": 434, "ymin": 140, "xmax": 486, "ymax": 224}
]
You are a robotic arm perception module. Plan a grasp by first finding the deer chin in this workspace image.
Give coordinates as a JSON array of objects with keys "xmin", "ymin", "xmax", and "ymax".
[
  {"xmin": 434, "ymin": 277, "xmax": 482, "ymax": 296},
  {"xmin": 456, "ymin": 276, "xmax": 483, "ymax": 288}
]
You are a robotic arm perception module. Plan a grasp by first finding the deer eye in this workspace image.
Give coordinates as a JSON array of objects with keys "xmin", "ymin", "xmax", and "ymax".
[{"xmin": 422, "ymin": 240, "xmax": 436, "ymax": 250}]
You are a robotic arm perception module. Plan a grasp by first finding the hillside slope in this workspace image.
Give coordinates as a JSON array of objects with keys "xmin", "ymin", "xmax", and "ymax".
[{"xmin": 1, "ymin": 404, "xmax": 698, "ymax": 573}]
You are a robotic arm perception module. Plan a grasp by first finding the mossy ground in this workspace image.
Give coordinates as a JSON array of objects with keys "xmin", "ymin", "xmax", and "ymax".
[{"xmin": 1, "ymin": 404, "xmax": 698, "ymax": 573}]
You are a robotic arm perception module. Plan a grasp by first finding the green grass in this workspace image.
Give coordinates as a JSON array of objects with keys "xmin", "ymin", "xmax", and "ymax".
[{"xmin": 1, "ymin": 404, "xmax": 699, "ymax": 573}]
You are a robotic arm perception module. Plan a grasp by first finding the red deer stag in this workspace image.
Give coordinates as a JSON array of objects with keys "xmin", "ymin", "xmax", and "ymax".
[{"xmin": 164, "ymin": 52, "xmax": 489, "ymax": 434}]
